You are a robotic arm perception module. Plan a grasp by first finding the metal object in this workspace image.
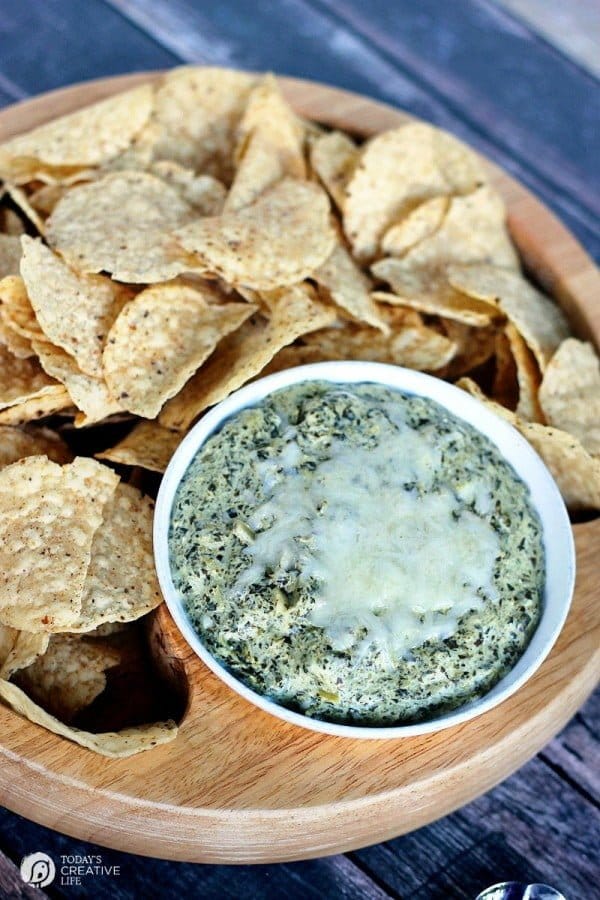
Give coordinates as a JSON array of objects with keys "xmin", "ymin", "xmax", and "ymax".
[{"xmin": 476, "ymin": 883, "xmax": 567, "ymax": 900}]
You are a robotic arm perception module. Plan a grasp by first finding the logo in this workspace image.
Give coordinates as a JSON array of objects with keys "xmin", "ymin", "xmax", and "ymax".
[{"xmin": 20, "ymin": 852, "xmax": 56, "ymax": 888}]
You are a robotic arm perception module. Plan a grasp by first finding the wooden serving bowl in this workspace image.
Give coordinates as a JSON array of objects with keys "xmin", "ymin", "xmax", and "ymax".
[{"xmin": 0, "ymin": 73, "xmax": 598, "ymax": 864}]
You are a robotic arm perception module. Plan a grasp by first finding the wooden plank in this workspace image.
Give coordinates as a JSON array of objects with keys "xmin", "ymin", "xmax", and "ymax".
[
  {"xmin": 541, "ymin": 687, "xmax": 600, "ymax": 803},
  {"xmin": 353, "ymin": 749, "xmax": 600, "ymax": 899},
  {"xmin": 0, "ymin": 807, "xmax": 391, "ymax": 899},
  {"xmin": 496, "ymin": 0, "xmax": 600, "ymax": 78},
  {"xmin": 0, "ymin": 848, "xmax": 48, "ymax": 899},
  {"xmin": 0, "ymin": 0, "xmax": 177, "ymax": 100},
  {"xmin": 104, "ymin": 0, "xmax": 599, "ymax": 259}
]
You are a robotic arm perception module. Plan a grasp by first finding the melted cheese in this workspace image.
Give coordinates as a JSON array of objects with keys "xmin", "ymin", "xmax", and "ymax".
[{"xmin": 234, "ymin": 424, "xmax": 500, "ymax": 665}]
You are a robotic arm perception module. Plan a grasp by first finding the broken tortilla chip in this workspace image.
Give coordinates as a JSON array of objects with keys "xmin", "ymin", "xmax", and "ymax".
[
  {"xmin": 96, "ymin": 420, "xmax": 181, "ymax": 473},
  {"xmin": 539, "ymin": 338, "xmax": 600, "ymax": 455},
  {"xmin": 381, "ymin": 196, "xmax": 449, "ymax": 257},
  {"xmin": 309, "ymin": 130, "xmax": 359, "ymax": 211},
  {"xmin": 313, "ymin": 242, "xmax": 389, "ymax": 333},
  {"xmin": 103, "ymin": 283, "xmax": 256, "ymax": 418}
]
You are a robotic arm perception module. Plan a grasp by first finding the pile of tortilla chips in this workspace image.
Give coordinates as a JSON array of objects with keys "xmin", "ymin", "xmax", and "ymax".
[{"xmin": 0, "ymin": 66, "xmax": 598, "ymax": 753}]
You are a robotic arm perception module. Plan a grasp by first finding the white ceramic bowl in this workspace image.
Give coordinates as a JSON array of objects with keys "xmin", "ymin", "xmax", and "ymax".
[{"xmin": 154, "ymin": 361, "xmax": 575, "ymax": 738}]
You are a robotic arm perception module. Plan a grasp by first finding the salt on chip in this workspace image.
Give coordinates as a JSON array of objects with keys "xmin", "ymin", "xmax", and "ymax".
[
  {"xmin": 0, "ymin": 387, "xmax": 72, "ymax": 425},
  {"xmin": 45, "ymin": 171, "xmax": 201, "ymax": 284},
  {"xmin": 344, "ymin": 123, "xmax": 487, "ymax": 260},
  {"xmin": 32, "ymin": 339, "xmax": 122, "ymax": 427},
  {"xmin": 225, "ymin": 74, "xmax": 306, "ymax": 212},
  {"xmin": 0, "ymin": 275, "xmax": 45, "ymax": 340},
  {"xmin": 505, "ymin": 323, "xmax": 543, "ymax": 422},
  {"xmin": 103, "ymin": 283, "xmax": 256, "ymax": 418},
  {"xmin": 0, "ymin": 679, "xmax": 177, "ymax": 757},
  {"xmin": 0, "ymin": 625, "xmax": 49, "ymax": 680},
  {"xmin": 312, "ymin": 242, "xmax": 389, "ymax": 333},
  {"xmin": 299, "ymin": 305, "xmax": 456, "ymax": 371},
  {"xmin": 151, "ymin": 66, "xmax": 257, "ymax": 180},
  {"xmin": 372, "ymin": 270, "xmax": 499, "ymax": 327},
  {"xmin": 150, "ymin": 161, "xmax": 226, "ymax": 215},
  {"xmin": 96, "ymin": 420, "xmax": 181, "ymax": 473},
  {"xmin": 14, "ymin": 634, "xmax": 120, "ymax": 722},
  {"xmin": 64, "ymin": 483, "xmax": 162, "ymax": 633},
  {"xmin": 20, "ymin": 236, "xmax": 128, "ymax": 377},
  {"xmin": 0, "ymin": 234, "xmax": 22, "ymax": 278},
  {"xmin": 457, "ymin": 377, "xmax": 600, "ymax": 510},
  {"xmin": 447, "ymin": 264, "xmax": 570, "ymax": 371},
  {"xmin": 173, "ymin": 178, "xmax": 336, "ymax": 291},
  {"xmin": 309, "ymin": 130, "xmax": 359, "ymax": 211},
  {"xmin": 0, "ymin": 84, "xmax": 154, "ymax": 180},
  {"xmin": 0, "ymin": 424, "xmax": 71, "ymax": 468},
  {"xmin": 539, "ymin": 338, "xmax": 600, "ymax": 455},
  {"xmin": 0, "ymin": 456, "xmax": 118, "ymax": 631},
  {"xmin": 381, "ymin": 196, "xmax": 449, "ymax": 257},
  {"xmin": 160, "ymin": 285, "xmax": 337, "ymax": 430},
  {"xmin": 0, "ymin": 343, "xmax": 60, "ymax": 411}
]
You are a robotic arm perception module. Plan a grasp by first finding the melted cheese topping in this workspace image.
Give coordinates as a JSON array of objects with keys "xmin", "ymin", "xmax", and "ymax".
[{"xmin": 235, "ymin": 424, "xmax": 500, "ymax": 664}]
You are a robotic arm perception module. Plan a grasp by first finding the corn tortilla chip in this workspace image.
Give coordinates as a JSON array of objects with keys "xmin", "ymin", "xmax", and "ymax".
[
  {"xmin": 447, "ymin": 264, "xmax": 570, "ymax": 370},
  {"xmin": 150, "ymin": 161, "xmax": 226, "ymax": 215},
  {"xmin": 381, "ymin": 196, "xmax": 449, "ymax": 257},
  {"xmin": 505, "ymin": 323, "xmax": 543, "ymax": 422},
  {"xmin": 45, "ymin": 171, "xmax": 201, "ymax": 284},
  {"xmin": 65, "ymin": 483, "xmax": 162, "ymax": 633},
  {"xmin": 21, "ymin": 236, "xmax": 128, "ymax": 377},
  {"xmin": 372, "ymin": 272, "xmax": 499, "ymax": 327},
  {"xmin": 0, "ymin": 343, "xmax": 60, "ymax": 411},
  {"xmin": 103, "ymin": 283, "xmax": 256, "ymax": 418},
  {"xmin": 0, "ymin": 317, "xmax": 33, "ymax": 359},
  {"xmin": 0, "ymin": 234, "xmax": 21, "ymax": 278},
  {"xmin": 173, "ymin": 178, "xmax": 336, "ymax": 291},
  {"xmin": 313, "ymin": 243, "xmax": 389, "ymax": 333},
  {"xmin": 160, "ymin": 285, "xmax": 337, "ymax": 430},
  {"xmin": 32, "ymin": 340, "xmax": 122, "ymax": 427},
  {"xmin": 0, "ymin": 679, "xmax": 177, "ymax": 757},
  {"xmin": 0, "ymin": 275, "xmax": 45, "ymax": 341},
  {"xmin": 309, "ymin": 130, "xmax": 359, "ymax": 211},
  {"xmin": 0, "ymin": 424, "xmax": 71, "ymax": 468},
  {"xmin": 4, "ymin": 184, "xmax": 45, "ymax": 233},
  {"xmin": 151, "ymin": 66, "xmax": 257, "ymax": 180},
  {"xmin": 0, "ymin": 387, "xmax": 72, "ymax": 425},
  {"xmin": 14, "ymin": 634, "xmax": 120, "ymax": 721},
  {"xmin": 457, "ymin": 377, "xmax": 600, "ymax": 509},
  {"xmin": 0, "ymin": 625, "xmax": 49, "ymax": 680},
  {"xmin": 0, "ymin": 456, "xmax": 118, "ymax": 631},
  {"xmin": 344, "ymin": 123, "xmax": 486, "ymax": 259},
  {"xmin": 96, "ymin": 420, "xmax": 181, "ymax": 473},
  {"xmin": 0, "ymin": 84, "xmax": 154, "ymax": 180},
  {"xmin": 225, "ymin": 75, "xmax": 306, "ymax": 212},
  {"xmin": 538, "ymin": 338, "xmax": 600, "ymax": 455},
  {"xmin": 435, "ymin": 320, "xmax": 498, "ymax": 380}
]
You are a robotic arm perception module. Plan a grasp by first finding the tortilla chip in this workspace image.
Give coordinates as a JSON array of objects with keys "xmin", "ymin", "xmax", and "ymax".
[
  {"xmin": 344, "ymin": 123, "xmax": 486, "ymax": 259},
  {"xmin": 20, "ymin": 236, "xmax": 128, "ymax": 377},
  {"xmin": 538, "ymin": 338, "xmax": 600, "ymax": 455},
  {"xmin": 96, "ymin": 420, "xmax": 181, "ymax": 473},
  {"xmin": 0, "ymin": 424, "xmax": 71, "ymax": 468},
  {"xmin": 0, "ymin": 207, "xmax": 26, "ymax": 235},
  {"xmin": 55, "ymin": 483, "xmax": 161, "ymax": 634},
  {"xmin": 381, "ymin": 196, "xmax": 449, "ymax": 257},
  {"xmin": 457, "ymin": 377, "xmax": 600, "ymax": 509},
  {"xmin": 0, "ymin": 317, "xmax": 33, "ymax": 359},
  {"xmin": 0, "ymin": 84, "xmax": 154, "ymax": 180},
  {"xmin": 491, "ymin": 330, "xmax": 518, "ymax": 410},
  {"xmin": 309, "ymin": 130, "xmax": 359, "ymax": 211},
  {"xmin": 4, "ymin": 184, "xmax": 45, "ymax": 233},
  {"xmin": 0, "ymin": 387, "xmax": 72, "ymax": 425},
  {"xmin": 313, "ymin": 242, "xmax": 389, "ymax": 333},
  {"xmin": 0, "ymin": 343, "xmax": 60, "ymax": 411},
  {"xmin": 299, "ymin": 305, "xmax": 456, "ymax": 371},
  {"xmin": 0, "ymin": 275, "xmax": 44, "ymax": 341},
  {"xmin": 32, "ymin": 340, "xmax": 122, "ymax": 427},
  {"xmin": 14, "ymin": 634, "xmax": 120, "ymax": 721},
  {"xmin": 505, "ymin": 323, "xmax": 544, "ymax": 422},
  {"xmin": 447, "ymin": 264, "xmax": 570, "ymax": 370},
  {"xmin": 160, "ymin": 285, "xmax": 337, "ymax": 430},
  {"xmin": 0, "ymin": 234, "xmax": 21, "ymax": 278},
  {"xmin": 225, "ymin": 74, "xmax": 306, "ymax": 211},
  {"xmin": 435, "ymin": 320, "xmax": 498, "ymax": 380},
  {"xmin": 0, "ymin": 679, "xmax": 177, "ymax": 757},
  {"xmin": 103, "ymin": 283, "xmax": 256, "ymax": 418},
  {"xmin": 0, "ymin": 456, "xmax": 118, "ymax": 631},
  {"xmin": 45, "ymin": 171, "xmax": 202, "ymax": 284},
  {"xmin": 173, "ymin": 178, "xmax": 336, "ymax": 291},
  {"xmin": 27, "ymin": 182, "xmax": 68, "ymax": 218},
  {"xmin": 150, "ymin": 161, "xmax": 226, "ymax": 215},
  {"xmin": 372, "ymin": 270, "xmax": 499, "ymax": 327},
  {"xmin": 0, "ymin": 625, "xmax": 49, "ymax": 679}
]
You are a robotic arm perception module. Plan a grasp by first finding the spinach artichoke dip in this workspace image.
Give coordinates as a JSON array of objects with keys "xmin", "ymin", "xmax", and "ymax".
[{"xmin": 169, "ymin": 381, "xmax": 544, "ymax": 726}]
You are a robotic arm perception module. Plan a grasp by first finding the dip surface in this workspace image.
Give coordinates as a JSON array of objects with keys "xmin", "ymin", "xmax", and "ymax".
[{"xmin": 169, "ymin": 381, "xmax": 544, "ymax": 725}]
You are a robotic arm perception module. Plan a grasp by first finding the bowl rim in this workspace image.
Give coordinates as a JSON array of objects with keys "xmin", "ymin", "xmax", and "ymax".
[{"xmin": 154, "ymin": 360, "xmax": 576, "ymax": 739}]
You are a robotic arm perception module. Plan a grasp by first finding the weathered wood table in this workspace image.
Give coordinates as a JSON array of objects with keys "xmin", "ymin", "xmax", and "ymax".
[{"xmin": 0, "ymin": 1, "xmax": 598, "ymax": 897}]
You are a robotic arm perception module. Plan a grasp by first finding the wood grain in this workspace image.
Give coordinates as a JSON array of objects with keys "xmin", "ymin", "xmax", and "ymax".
[{"xmin": 0, "ymin": 74, "xmax": 598, "ymax": 865}]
